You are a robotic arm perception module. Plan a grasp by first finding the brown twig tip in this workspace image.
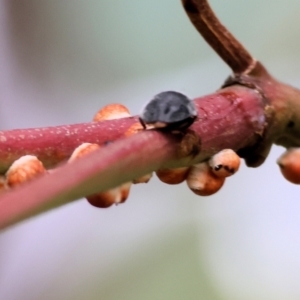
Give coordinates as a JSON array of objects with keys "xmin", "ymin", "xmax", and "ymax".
[{"xmin": 181, "ymin": 0, "xmax": 256, "ymax": 74}]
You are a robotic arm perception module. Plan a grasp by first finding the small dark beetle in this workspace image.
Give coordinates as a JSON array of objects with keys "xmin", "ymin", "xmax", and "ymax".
[{"xmin": 139, "ymin": 91, "xmax": 197, "ymax": 132}]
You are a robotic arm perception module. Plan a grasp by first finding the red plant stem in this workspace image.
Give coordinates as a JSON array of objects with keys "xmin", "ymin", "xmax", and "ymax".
[
  {"xmin": 0, "ymin": 118, "xmax": 139, "ymax": 173},
  {"xmin": 0, "ymin": 85, "xmax": 266, "ymax": 229},
  {"xmin": 0, "ymin": 86, "xmax": 264, "ymax": 173}
]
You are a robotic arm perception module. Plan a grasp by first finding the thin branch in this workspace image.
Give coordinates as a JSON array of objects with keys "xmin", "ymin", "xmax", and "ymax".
[
  {"xmin": 0, "ymin": 85, "xmax": 266, "ymax": 230},
  {"xmin": 181, "ymin": 0, "xmax": 256, "ymax": 74},
  {"xmin": 0, "ymin": 118, "xmax": 139, "ymax": 173},
  {"xmin": 0, "ymin": 86, "xmax": 264, "ymax": 173},
  {"xmin": 1, "ymin": 72, "xmax": 300, "ymax": 230}
]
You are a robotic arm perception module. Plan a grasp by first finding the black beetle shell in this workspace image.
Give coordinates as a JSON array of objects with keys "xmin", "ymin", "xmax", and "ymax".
[{"xmin": 140, "ymin": 91, "xmax": 197, "ymax": 130}]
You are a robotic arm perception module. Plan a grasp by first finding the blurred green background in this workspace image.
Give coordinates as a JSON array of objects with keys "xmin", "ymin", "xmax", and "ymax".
[{"xmin": 1, "ymin": 1, "xmax": 300, "ymax": 299}]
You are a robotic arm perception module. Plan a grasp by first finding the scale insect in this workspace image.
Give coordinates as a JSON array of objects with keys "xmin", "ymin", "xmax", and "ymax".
[{"xmin": 139, "ymin": 91, "xmax": 197, "ymax": 132}]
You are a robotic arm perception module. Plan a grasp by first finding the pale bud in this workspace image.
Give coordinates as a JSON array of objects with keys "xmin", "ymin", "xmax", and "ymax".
[
  {"xmin": 93, "ymin": 104, "xmax": 130, "ymax": 121},
  {"xmin": 6, "ymin": 155, "xmax": 46, "ymax": 187},
  {"xmin": 209, "ymin": 149, "xmax": 241, "ymax": 178},
  {"xmin": 132, "ymin": 174, "xmax": 153, "ymax": 184},
  {"xmin": 186, "ymin": 162, "xmax": 225, "ymax": 196},
  {"xmin": 86, "ymin": 182, "xmax": 132, "ymax": 208},
  {"xmin": 156, "ymin": 167, "xmax": 190, "ymax": 185},
  {"xmin": 68, "ymin": 143, "xmax": 100, "ymax": 162},
  {"xmin": 277, "ymin": 148, "xmax": 300, "ymax": 184},
  {"xmin": 69, "ymin": 143, "xmax": 131, "ymax": 207}
]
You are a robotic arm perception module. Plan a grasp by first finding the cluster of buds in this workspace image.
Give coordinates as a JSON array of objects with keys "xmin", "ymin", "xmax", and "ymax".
[
  {"xmin": 0, "ymin": 104, "xmax": 154, "ymax": 208},
  {"xmin": 68, "ymin": 143, "xmax": 132, "ymax": 208},
  {"xmin": 73, "ymin": 104, "xmax": 153, "ymax": 208},
  {"xmin": 85, "ymin": 104, "xmax": 241, "ymax": 204},
  {"xmin": 156, "ymin": 149, "xmax": 241, "ymax": 196},
  {"xmin": 94, "ymin": 104, "xmax": 154, "ymax": 187},
  {"xmin": 277, "ymin": 148, "xmax": 300, "ymax": 184},
  {"xmin": 93, "ymin": 104, "xmax": 152, "ymax": 189}
]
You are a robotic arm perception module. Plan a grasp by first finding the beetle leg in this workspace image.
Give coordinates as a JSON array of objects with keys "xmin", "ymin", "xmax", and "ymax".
[{"xmin": 139, "ymin": 118, "xmax": 147, "ymax": 130}]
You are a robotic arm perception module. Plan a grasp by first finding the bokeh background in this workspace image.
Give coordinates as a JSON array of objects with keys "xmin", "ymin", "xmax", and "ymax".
[{"xmin": 1, "ymin": 1, "xmax": 300, "ymax": 299}]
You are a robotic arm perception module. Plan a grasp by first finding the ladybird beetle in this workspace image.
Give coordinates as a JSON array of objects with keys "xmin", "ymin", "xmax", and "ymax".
[{"xmin": 139, "ymin": 91, "xmax": 197, "ymax": 132}]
